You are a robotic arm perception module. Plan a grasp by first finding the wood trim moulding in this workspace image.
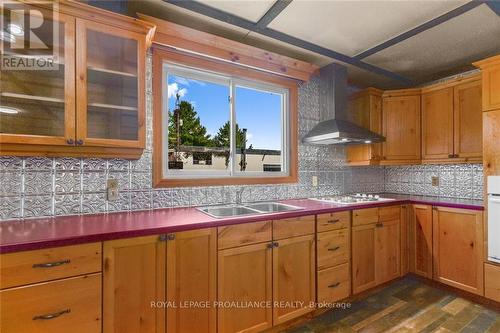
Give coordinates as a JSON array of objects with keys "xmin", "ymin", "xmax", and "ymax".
[
  {"xmin": 382, "ymin": 88, "xmax": 422, "ymax": 98},
  {"xmin": 138, "ymin": 14, "xmax": 317, "ymax": 82},
  {"xmin": 473, "ymin": 54, "xmax": 500, "ymax": 69},
  {"xmin": 152, "ymin": 47, "xmax": 298, "ymax": 188},
  {"xmin": 348, "ymin": 87, "xmax": 383, "ymax": 100},
  {"xmin": 0, "ymin": 143, "xmax": 143, "ymax": 159},
  {"xmin": 420, "ymin": 73, "xmax": 481, "ymax": 94}
]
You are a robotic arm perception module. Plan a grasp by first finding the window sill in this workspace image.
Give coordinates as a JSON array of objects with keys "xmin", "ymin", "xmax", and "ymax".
[{"xmin": 153, "ymin": 174, "xmax": 298, "ymax": 188}]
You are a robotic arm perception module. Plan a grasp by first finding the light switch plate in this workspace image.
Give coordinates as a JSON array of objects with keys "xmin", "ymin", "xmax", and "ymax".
[
  {"xmin": 312, "ymin": 176, "xmax": 318, "ymax": 187},
  {"xmin": 107, "ymin": 179, "xmax": 119, "ymax": 201},
  {"xmin": 431, "ymin": 176, "xmax": 439, "ymax": 187}
]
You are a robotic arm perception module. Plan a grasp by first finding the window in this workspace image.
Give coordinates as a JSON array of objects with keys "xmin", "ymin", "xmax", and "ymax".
[{"xmin": 153, "ymin": 48, "xmax": 297, "ymax": 187}]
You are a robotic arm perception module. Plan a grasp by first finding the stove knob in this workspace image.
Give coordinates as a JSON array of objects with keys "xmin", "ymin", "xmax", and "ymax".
[
  {"xmin": 368, "ymin": 195, "xmax": 373, "ymax": 198},
  {"xmin": 362, "ymin": 194, "xmax": 367, "ymax": 198},
  {"xmin": 375, "ymin": 195, "xmax": 380, "ymax": 199}
]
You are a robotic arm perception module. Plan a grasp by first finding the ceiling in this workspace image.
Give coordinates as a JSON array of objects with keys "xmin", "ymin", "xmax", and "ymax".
[{"xmin": 120, "ymin": 0, "xmax": 500, "ymax": 89}]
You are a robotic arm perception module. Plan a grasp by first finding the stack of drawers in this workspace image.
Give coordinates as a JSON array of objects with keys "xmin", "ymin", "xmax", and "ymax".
[
  {"xmin": 0, "ymin": 243, "xmax": 102, "ymax": 333},
  {"xmin": 316, "ymin": 211, "xmax": 351, "ymax": 303}
]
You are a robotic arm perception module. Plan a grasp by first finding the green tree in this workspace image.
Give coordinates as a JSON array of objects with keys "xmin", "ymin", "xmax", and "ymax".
[
  {"xmin": 168, "ymin": 100, "xmax": 212, "ymax": 148},
  {"xmin": 212, "ymin": 121, "xmax": 247, "ymax": 148}
]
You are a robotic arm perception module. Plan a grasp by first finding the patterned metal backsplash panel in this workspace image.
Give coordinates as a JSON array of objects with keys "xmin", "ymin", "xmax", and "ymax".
[{"xmin": 0, "ymin": 57, "xmax": 481, "ymax": 221}]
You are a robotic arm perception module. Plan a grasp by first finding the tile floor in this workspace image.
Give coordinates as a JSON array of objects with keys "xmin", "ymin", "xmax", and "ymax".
[{"xmin": 286, "ymin": 277, "xmax": 500, "ymax": 333}]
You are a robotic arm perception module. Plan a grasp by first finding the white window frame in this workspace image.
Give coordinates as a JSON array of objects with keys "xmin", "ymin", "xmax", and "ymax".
[{"xmin": 162, "ymin": 62, "xmax": 290, "ymax": 179}]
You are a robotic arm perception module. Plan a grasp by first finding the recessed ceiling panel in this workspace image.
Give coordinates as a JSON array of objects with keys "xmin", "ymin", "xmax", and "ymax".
[
  {"xmin": 363, "ymin": 4, "xmax": 500, "ymax": 83},
  {"xmin": 194, "ymin": 0, "xmax": 275, "ymax": 22},
  {"xmin": 268, "ymin": 0, "xmax": 468, "ymax": 56}
]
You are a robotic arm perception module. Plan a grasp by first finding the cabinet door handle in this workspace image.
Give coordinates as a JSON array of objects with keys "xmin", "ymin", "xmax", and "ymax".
[
  {"xmin": 33, "ymin": 309, "xmax": 71, "ymax": 320},
  {"xmin": 267, "ymin": 242, "xmax": 274, "ymax": 249},
  {"xmin": 328, "ymin": 246, "xmax": 340, "ymax": 251},
  {"xmin": 376, "ymin": 223, "xmax": 383, "ymax": 228},
  {"xmin": 273, "ymin": 242, "xmax": 279, "ymax": 248},
  {"xmin": 448, "ymin": 154, "xmax": 454, "ymax": 158},
  {"xmin": 327, "ymin": 219, "xmax": 340, "ymax": 224},
  {"xmin": 328, "ymin": 282, "xmax": 340, "ymax": 288},
  {"xmin": 32, "ymin": 259, "xmax": 70, "ymax": 268},
  {"xmin": 76, "ymin": 139, "xmax": 84, "ymax": 145},
  {"xmin": 66, "ymin": 139, "xmax": 74, "ymax": 145}
]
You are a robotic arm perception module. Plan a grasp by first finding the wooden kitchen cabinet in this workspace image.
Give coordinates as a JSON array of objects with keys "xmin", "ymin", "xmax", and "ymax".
[
  {"xmin": 0, "ymin": 1, "xmax": 154, "ymax": 158},
  {"xmin": 400, "ymin": 205, "xmax": 410, "ymax": 276},
  {"xmin": 218, "ymin": 242, "xmax": 273, "ymax": 333},
  {"xmin": 484, "ymin": 263, "xmax": 500, "ymax": 302},
  {"xmin": 376, "ymin": 219, "xmax": 401, "ymax": 284},
  {"xmin": 103, "ymin": 236, "xmax": 165, "ymax": 333},
  {"xmin": 474, "ymin": 54, "xmax": 500, "ymax": 111},
  {"xmin": 410, "ymin": 205, "xmax": 433, "ymax": 278},
  {"xmin": 166, "ymin": 229, "xmax": 217, "ymax": 333},
  {"xmin": 346, "ymin": 88, "xmax": 383, "ymax": 166},
  {"xmin": 352, "ymin": 223, "xmax": 377, "ymax": 294},
  {"xmin": 273, "ymin": 234, "xmax": 315, "ymax": 325},
  {"xmin": 432, "ymin": 207, "xmax": 484, "ymax": 295},
  {"xmin": 421, "ymin": 76, "xmax": 482, "ymax": 163},
  {"xmin": 381, "ymin": 90, "xmax": 421, "ymax": 165}
]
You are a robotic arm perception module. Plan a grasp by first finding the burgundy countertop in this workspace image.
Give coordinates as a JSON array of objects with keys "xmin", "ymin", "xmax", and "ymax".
[{"xmin": 0, "ymin": 193, "xmax": 483, "ymax": 254}]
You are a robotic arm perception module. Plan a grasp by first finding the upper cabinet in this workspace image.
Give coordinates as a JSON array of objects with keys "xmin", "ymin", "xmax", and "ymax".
[
  {"xmin": 421, "ymin": 76, "xmax": 482, "ymax": 163},
  {"xmin": 346, "ymin": 88, "xmax": 383, "ymax": 166},
  {"xmin": 474, "ymin": 55, "xmax": 500, "ymax": 112},
  {"xmin": 381, "ymin": 89, "xmax": 422, "ymax": 165},
  {"xmin": 0, "ymin": 2, "xmax": 155, "ymax": 159}
]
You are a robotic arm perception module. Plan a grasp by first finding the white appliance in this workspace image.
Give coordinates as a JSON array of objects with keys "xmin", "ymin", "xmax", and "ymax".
[
  {"xmin": 488, "ymin": 176, "xmax": 500, "ymax": 263},
  {"xmin": 310, "ymin": 194, "xmax": 396, "ymax": 205}
]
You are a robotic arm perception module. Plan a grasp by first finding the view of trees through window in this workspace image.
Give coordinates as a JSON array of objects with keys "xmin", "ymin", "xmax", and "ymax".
[{"xmin": 166, "ymin": 68, "xmax": 285, "ymax": 175}]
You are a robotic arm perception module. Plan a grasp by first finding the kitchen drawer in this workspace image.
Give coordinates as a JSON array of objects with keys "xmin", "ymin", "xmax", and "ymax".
[
  {"xmin": 317, "ymin": 263, "xmax": 350, "ymax": 303},
  {"xmin": 353, "ymin": 208, "xmax": 379, "ymax": 226},
  {"xmin": 485, "ymin": 263, "xmax": 500, "ymax": 302},
  {"xmin": 317, "ymin": 229, "xmax": 349, "ymax": 270},
  {"xmin": 0, "ymin": 273, "xmax": 101, "ymax": 333},
  {"xmin": 218, "ymin": 221, "xmax": 272, "ymax": 249},
  {"xmin": 273, "ymin": 215, "xmax": 315, "ymax": 240},
  {"xmin": 317, "ymin": 211, "xmax": 350, "ymax": 232},
  {"xmin": 379, "ymin": 205, "xmax": 400, "ymax": 222},
  {"xmin": 0, "ymin": 243, "xmax": 102, "ymax": 289}
]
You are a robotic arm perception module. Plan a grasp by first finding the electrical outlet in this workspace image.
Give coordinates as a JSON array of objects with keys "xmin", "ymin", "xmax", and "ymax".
[
  {"xmin": 312, "ymin": 175, "xmax": 318, "ymax": 187},
  {"xmin": 431, "ymin": 176, "xmax": 439, "ymax": 187},
  {"xmin": 107, "ymin": 179, "xmax": 119, "ymax": 201}
]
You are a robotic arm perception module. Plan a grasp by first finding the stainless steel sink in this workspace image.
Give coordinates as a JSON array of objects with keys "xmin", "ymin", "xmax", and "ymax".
[
  {"xmin": 197, "ymin": 202, "xmax": 303, "ymax": 218},
  {"xmin": 198, "ymin": 206, "xmax": 261, "ymax": 218},
  {"xmin": 244, "ymin": 202, "xmax": 302, "ymax": 213}
]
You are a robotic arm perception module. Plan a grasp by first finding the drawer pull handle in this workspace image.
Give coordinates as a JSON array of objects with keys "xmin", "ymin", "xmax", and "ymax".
[
  {"xmin": 32, "ymin": 259, "xmax": 70, "ymax": 268},
  {"xmin": 33, "ymin": 309, "xmax": 71, "ymax": 320},
  {"xmin": 328, "ymin": 282, "xmax": 340, "ymax": 288},
  {"xmin": 376, "ymin": 223, "xmax": 383, "ymax": 228},
  {"xmin": 328, "ymin": 246, "xmax": 340, "ymax": 251},
  {"xmin": 327, "ymin": 219, "xmax": 340, "ymax": 224}
]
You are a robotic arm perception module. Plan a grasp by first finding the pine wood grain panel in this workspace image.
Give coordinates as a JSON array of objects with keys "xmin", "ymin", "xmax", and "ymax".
[
  {"xmin": 103, "ymin": 236, "xmax": 165, "ymax": 333},
  {"xmin": 454, "ymin": 80, "xmax": 482, "ymax": 159},
  {"xmin": 0, "ymin": 273, "xmax": 101, "ymax": 333},
  {"xmin": 484, "ymin": 110, "xmax": 500, "ymax": 195},
  {"xmin": 273, "ymin": 234, "xmax": 315, "ymax": 325},
  {"xmin": 352, "ymin": 223, "xmax": 377, "ymax": 294},
  {"xmin": 485, "ymin": 263, "xmax": 500, "ymax": 302},
  {"xmin": 166, "ymin": 229, "xmax": 217, "ymax": 333},
  {"xmin": 217, "ymin": 221, "xmax": 272, "ymax": 250},
  {"xmin": 411, "ymin": 205, "xmax": 433, "ymax": 279},
  {"xmin": 400, "ymin": 205, "xmax": 410, "ymax": 276},
  {"xmin": 316, "ymin": 211, "xmax": 350, "ymax": 232},
  {"xmin": 317, "ymin": 229, "xmax": 350, "ymax": 270},
  {"xmin": 432, "ymin": 207, "xmax": 484, "ymax": 295},
  {"xmin": 218, "ymin": 242, "xmax": 273, "ymax": 333},
  {"xmin": 317, "ymin": 263, "xmax": 350, "ymax": 303},
  {"xmin": 422, "ymin": 87, "xmax": 454, "ymax": 160},
  {"xmin": 273, "ymin": 215, "xmax": 315, "ymax": 240},
  {"xmin": 375, "ymin": 219, "xmax": 401, "ymax": 284},
  {"xmin": 473, "ymin": 54, "xmax": 500, "ymax": 111},
  {"xmin": 353, "ymin": 208, "xmax": 379, "ymax": 226},
  {"xmin": 0, "ymin": 242, "xmax": 101, "ymax": 289},
  {"xmin": 379, "ymin": 205, "xmax": 401, "ymax": 222}
]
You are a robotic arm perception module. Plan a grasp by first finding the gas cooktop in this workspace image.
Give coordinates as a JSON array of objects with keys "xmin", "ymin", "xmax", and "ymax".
[{"xmin": 310, "ymin": 194, "xmax": 396, "ymax": 205}]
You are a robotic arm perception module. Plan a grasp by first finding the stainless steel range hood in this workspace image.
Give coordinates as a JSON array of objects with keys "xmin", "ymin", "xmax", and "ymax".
[{"xmin": 303, "ymin": 63, "xmax": 385, "ymax": 145}]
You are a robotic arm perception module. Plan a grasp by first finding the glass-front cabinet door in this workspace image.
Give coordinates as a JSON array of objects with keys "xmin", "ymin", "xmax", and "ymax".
[
  {"xmin": 0, "ymin": 9, "xmax": 75, "ymax": 146},
  {"xmin": 75, "ymin": 19, "xmax": 145, "ymax": 148}
]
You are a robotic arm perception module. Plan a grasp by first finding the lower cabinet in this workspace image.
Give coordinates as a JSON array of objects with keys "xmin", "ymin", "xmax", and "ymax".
[
  {"xmin": 218, "ymin": 242, "xmax": 273, "ymax": 333},
  {"xmin": 410, "ymin": 204, "xmax": 433, "ymax": 278},
  {"xmin": 352, "ymin": 206, "xmax": 401, "ymax": 294},
  {"xmin": 166, "ymin": 229, "xmax": 217, "ymax": 333},
  {"xmin": 103, "ymin": 235, "xmax": 166, "ymax": 333},
  {"xmin": 485, "ymin": 263, "xmax": 500, "ymax": 302},
  {"xmin": 432, "ymin": 207, "xmax": 484, "ymax": 295}
]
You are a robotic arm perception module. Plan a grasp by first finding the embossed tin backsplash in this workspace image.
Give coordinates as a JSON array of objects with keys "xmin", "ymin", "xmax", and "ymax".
[{"xmin": 0, "ymin": 56, "xmax": 482, "ymax": 221}]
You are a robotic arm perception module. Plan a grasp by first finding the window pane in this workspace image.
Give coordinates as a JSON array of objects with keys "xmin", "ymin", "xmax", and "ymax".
[
  {"xmin": 167, "ymin": 73, "xmax": 230, "ymax": 172},
  {"xmin": 234, "ymin": 85, "xmax": 283, "ymax": 173}
]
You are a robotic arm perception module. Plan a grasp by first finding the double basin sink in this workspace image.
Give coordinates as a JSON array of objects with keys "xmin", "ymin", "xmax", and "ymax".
[{"xmin": 198, "ymin": 202, "xmax": 303, "ymax": 218}]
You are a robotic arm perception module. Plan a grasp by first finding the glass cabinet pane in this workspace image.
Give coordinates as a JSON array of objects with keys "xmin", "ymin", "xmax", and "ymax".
[
  {"xmin": 0, "ymin": 14, "xmax": 66, "ymax": 137},
  {"xmin": 85, "ymin": 29, "xmax": 138, "ymax": 141}
]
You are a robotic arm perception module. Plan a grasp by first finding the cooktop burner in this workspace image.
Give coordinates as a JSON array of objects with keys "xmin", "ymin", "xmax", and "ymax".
[{"xmin": 310, "ymin": 194, "xmax": 396, "ymax": 205}]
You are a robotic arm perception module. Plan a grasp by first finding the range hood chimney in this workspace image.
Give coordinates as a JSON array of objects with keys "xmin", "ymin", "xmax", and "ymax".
[{"xmin": 303, "ymin": 63, "xmax": 385, "ymax": 145}]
